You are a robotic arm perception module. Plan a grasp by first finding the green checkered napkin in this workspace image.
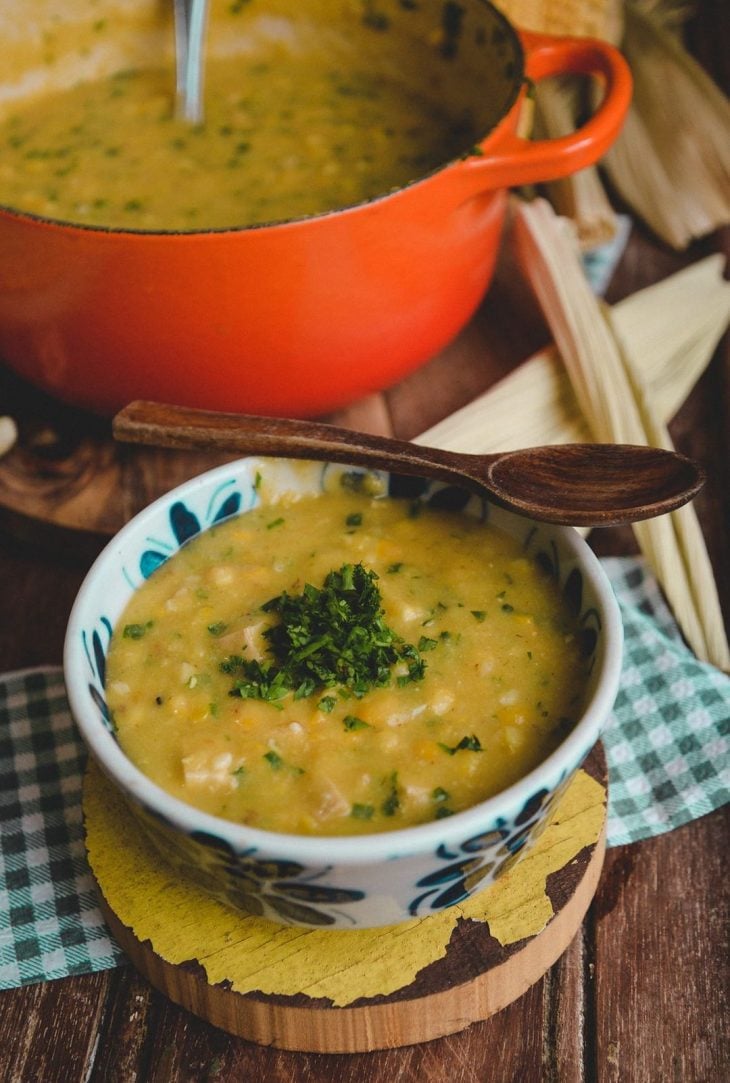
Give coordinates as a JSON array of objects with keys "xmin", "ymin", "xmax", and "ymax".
[
  {"xmin": 0, "ymin": 668, "xmax": 123, "ymax": 990},
  {"xmin": 601, "ymin": 557, "xmax": 729, "ymax": 844},
  {"xmin": 1, "ymin": 556, "xmax": 728, "ymax": 989}
]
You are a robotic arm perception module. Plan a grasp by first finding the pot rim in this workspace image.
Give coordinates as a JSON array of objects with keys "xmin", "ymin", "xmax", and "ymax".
[
  {"xmin": 0, "ymin": 0, "xmax": 526, "ymax": 238},
  {"xmin": 63, "ymin": 454, "xmax": 623, "ymax": 867}
]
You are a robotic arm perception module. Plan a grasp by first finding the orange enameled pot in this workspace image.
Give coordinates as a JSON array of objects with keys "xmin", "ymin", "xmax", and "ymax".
[{"xmin": 0, "ymin": 1, "xmax": 631, "ymax": 417}]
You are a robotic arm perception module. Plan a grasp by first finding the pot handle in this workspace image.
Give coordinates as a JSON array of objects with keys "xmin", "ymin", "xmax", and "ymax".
[{"xmin": 460, "ymin": 31, "xmax": 632, "ymax": 190}]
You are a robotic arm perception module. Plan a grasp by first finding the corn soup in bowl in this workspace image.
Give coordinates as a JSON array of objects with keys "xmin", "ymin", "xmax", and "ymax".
[{"xmin": 64, "ymin": 457, "xmax": 622, "ymax": 928}]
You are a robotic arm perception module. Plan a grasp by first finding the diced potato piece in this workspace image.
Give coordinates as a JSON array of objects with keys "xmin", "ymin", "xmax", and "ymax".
[
  {"xmin": 311, "ymin": 777, "xmax": 350, "ymax": 822},
  {"xmin": 182, "ymin": 745, "xmax": 241, "ymax": 793}
]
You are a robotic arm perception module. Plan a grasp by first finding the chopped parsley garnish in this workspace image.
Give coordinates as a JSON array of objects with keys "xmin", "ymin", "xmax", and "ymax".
[
  {"xmin": 345, "ymin": 512, "xmax": 363, "ymax": 527},
  {"xmin": 439, "ymin": 735, "xmax": 483, "ymax": 755},
  {"xmin": 381, "ymin": 772, "xmax": 400, "ymax": 817},
  {"xmin": 207, "ymin": 621, "xmax": 228, "ymax": 636},
  {"xmin": 343, "ymin": 715, "xmax": 371, "ymax": 731},
  {"xmin": 266, "ymin": 517, "xmax": 285, "ymax": 530},
  {"xmin": 502, "ymin": 603, "xmax": 514, "ymax": 613},
  {"xmin": 470, "ymin": 610, "xmax": 486, "ymax": 622},
  {"xmin": 318, "ymin": 695, "xmax": 337, "ymax": 714},
  {"xmin": 351, "ymin": 803, "xmax": 374, "ymax": 820},
  {"xmin": 432, "ymin": 786, "xmax": 450, "ymax": 803},
  {"xmin": 123, "ymin": 621, "xmax": 153, "ymax": 639},
  {"xmin": 418, "ymin": 636, "xmax": 438, "ymax": 652},
  {"xmin": 387, "ymin": 562, "xmax": 403, "ymax": 573},
  {"xmin": 263, "ymin": 750, "xmax": 304, "ymax": 775},
  {"xmin": 223, "ymin": 563, "xmax": 426, "ymax": 703}
]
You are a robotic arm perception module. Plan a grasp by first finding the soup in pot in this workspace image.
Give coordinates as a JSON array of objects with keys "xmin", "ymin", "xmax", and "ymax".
[{"xmin": 0, "ymin": 1, "xmax": 521, "ymax": 229}]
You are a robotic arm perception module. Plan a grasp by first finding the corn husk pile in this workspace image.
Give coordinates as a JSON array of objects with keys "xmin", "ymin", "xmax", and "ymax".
[
  {"xmin": 418, "ymin": 199, "xmax": 730, "ymax": 671},
  {"xmin": 496, "ymin": 0, "xmax": 730, "ymax": 249}
]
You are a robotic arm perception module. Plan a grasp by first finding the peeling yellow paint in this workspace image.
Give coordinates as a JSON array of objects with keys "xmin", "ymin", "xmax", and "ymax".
[{"xmin": 84, "ymin": 762, "xmax": 604, "ymax": 1007}]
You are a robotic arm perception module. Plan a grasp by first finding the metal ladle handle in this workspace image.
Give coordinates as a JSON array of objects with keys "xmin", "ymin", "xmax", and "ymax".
[{"xmin": 174, "ymin": 0, "xmax": 210, "ymax": 124}]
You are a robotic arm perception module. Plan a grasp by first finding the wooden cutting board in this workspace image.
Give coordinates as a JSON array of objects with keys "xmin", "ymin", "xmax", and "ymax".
[{"xmin": 0, "ymin": 369, "xmax": 235, "ymax": 555}]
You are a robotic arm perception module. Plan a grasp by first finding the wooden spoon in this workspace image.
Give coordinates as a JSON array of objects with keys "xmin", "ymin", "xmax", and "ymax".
[{"xmin": 113, "ymin": 401, "xmax": 705, "ymax": 527}]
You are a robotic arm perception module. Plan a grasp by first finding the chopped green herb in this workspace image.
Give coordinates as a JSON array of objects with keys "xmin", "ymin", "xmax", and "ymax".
[
  {"xmin": 345, "ymin": 512, "xmax": 363, "ymax": 527},
  {"xmin": 435, "ymin": 806, "xmax": 454, "ymax": 819},
  {"xmin": 432, "ymin": 786, "xmax": 450, "ymax": 803},
  {"xmin": 351, "ymin": 803, "xmax": 374, "ymax": 820},
  {"xmin": 209, "ymin": 702, "xmax": 219, "ymax": 718},
  {"xmin": 318, "ymin": 695, "xmax": 337, "ymax": 713},
  {"xmin": 387, "ymin": 562, "xmax": 404, "ymax": 573},
  {"xmin": 439, "ymin": 735, "xmax": 483, "ymax": 755},
  {"xmin": 123, "ymin": 621, "xmax": 153, "ymax": 640},
  {"xmin": 262, "ymin": 750, "xmax": 304, "ymax": 774},
  {"xmin": 253, "ymin": 470, "xmax": 262, "ymax": 491},
  {"xmin": 343, "ymin": 715, "xmax": 371, "ymax": 731},
  {"xmin": 399, "ymin": 642, "xmax": 428, "ymax": 684},
  {"xmin": 381, "ymin": 772, "xmax": 400, "ymax": 816},
  {"xmin": 223, "ymin": 563, "xmax": 425, "ymax": 703},
  {"xmin": 470, "ymin": 610, "xmax": 486, "ymax": 622},
  {"xmin": 502, "ymin": 603, "xmax": 514, "ymax": 613},
  {"xmin": 231, "ymin": 765, "xmax": 246, "ymax": 781},
  {"xmin": 418, "ymin": 636, "xmax": 438, "ymax": 652},
  {"xmin": 267, "ymin": 517, "xmax": 285, "ymax": 530},
  {"xmin": 207, "ymin": 621, "xmax": 228, "ymax": 637}
]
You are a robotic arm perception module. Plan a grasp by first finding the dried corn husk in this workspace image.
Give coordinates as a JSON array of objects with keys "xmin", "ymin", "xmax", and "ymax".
[
  {"xmin": 499, "ymin": 1, "xmax": 730, "ymax": 250},
  {"xmin": 418, "ymin": 214, "xmax": 730, "ymax": 668},
  {"xmin": 494, "ymin": 0, "xmax": 623, "ymax": 42},
  {"xmin": 419, "ymin": 252, "xmax": 730, "ymax": 459},
  {"xmin": 533, "ymin": 79, "xmax": 619, "ymax": 249},
  {"xmin": 511, "ymin": 198, "xmax": 729, "ymax": 669},
  {"xmin": 600, "ymin": 2, "xmax": 730, "ymax": 249}
]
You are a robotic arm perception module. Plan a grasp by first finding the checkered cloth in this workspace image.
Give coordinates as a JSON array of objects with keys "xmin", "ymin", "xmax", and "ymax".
[
  {"xmin": 0, "ymin": 669, "xmax": 123, "ymax": 989},
  {"xmin": 1, "ymin": 556, "xmax": 728, "ymax": 989},
  {"xmin": 601, "ymin": 558, "xmax": 729, "ymax": 844}
]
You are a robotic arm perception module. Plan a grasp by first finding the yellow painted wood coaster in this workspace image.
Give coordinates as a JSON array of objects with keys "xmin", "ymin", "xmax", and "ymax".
[{"xmin": 84, "ymin": 745, "xmax": 607, "ymax": 1053}]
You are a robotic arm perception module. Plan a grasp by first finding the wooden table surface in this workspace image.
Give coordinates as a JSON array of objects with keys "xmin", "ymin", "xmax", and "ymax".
[{"xmin": 1, "ymin": 11, "xmax": 728, "ymax": 1082}]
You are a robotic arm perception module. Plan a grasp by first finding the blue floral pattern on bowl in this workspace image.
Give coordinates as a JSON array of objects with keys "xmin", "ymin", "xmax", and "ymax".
[{"xmin": 66, "ymin": 457, "xmax": 620, "ymax": 929}]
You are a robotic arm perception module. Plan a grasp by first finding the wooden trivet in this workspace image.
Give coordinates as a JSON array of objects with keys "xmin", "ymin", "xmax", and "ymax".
[{"xmin": 86, "ymin": 745, "xmax": 607, "ymax": 1053}]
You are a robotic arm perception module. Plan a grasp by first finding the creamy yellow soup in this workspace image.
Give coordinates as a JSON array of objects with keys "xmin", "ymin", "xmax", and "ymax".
[
  {"xmin": 0, "ymin": 53, "xmax": 474, "ymax": 230},
  {"xmin": 106, "ymin": 488, "xmax": 590, "ymax": 836}
]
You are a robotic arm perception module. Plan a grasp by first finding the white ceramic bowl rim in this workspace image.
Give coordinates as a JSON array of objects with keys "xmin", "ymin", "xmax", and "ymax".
[{"xmin": 64, "ymin": 457, "xmax": 623, "ymax": 866}]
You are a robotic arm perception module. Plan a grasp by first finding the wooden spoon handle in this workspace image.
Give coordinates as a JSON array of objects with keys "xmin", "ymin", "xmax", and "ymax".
[
  {"xmin": 113, "ymin": 400, "xmax": 488, "ymax": 488},
  {"xmin": 113, "ymin": 401, "xmax": 704, "ymax": 527}
]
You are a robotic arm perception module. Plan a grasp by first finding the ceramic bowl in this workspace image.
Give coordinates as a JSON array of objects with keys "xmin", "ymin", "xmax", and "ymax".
[{"xmin": 64, "ymin": 456, "xmax": 622, "ymax": 928}]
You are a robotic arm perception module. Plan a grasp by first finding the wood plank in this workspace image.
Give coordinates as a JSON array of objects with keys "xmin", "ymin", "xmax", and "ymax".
[
  {"xmin": 0, "ymin": 973, "xmax": 109, "ymax": 1083},
  {"xmin": 593, "ymin": 808, "xmax": 730, "ymax": 1083}
]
